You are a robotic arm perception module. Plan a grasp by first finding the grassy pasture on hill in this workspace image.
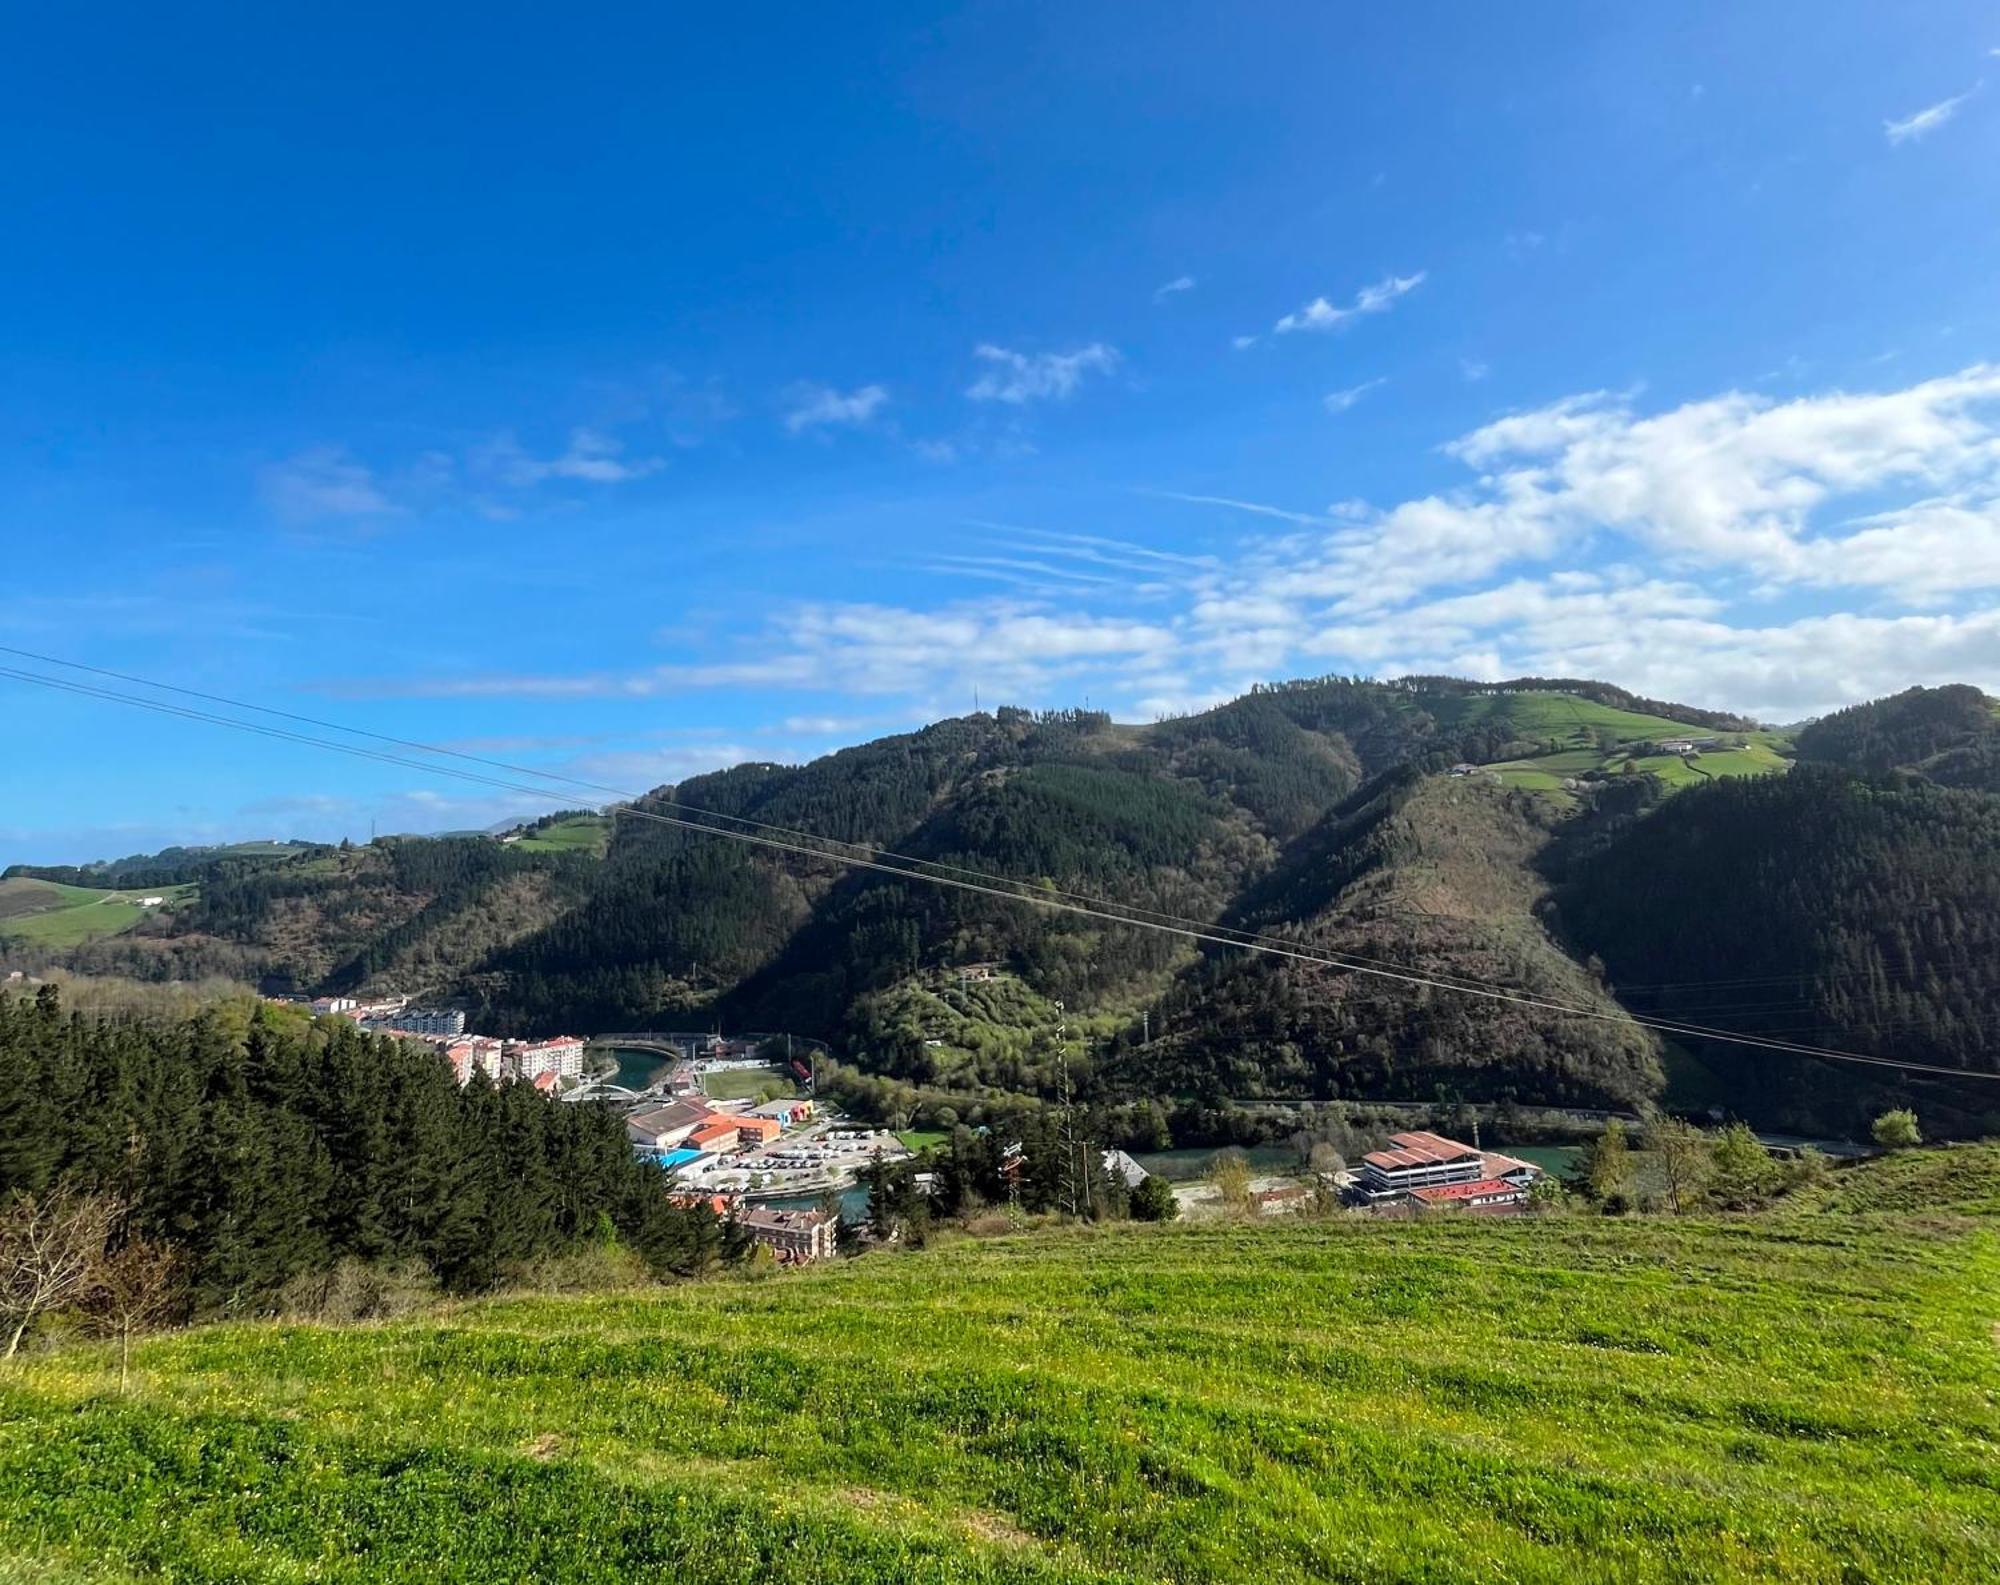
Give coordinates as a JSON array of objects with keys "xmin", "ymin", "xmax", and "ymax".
[
  {"xmin": 1485, "ymin": 732, "xmax": 1791, "ymax": 797},
  {"xmin": 0, "ymin": 878, "xmax": 197, "ymax": 949},
  {"xmin": 1426, "ymin": 690, "xmax": 1707, "ymax": 744},
  {"xmin": 510, "ymin": 814, "xmax": 613, "ymax": 856},
  {"xmin": 1, "ymin": 1148, "xmax": 1995, "ymax": 1583}
]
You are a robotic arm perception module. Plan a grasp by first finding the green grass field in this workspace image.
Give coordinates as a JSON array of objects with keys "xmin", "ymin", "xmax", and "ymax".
[
  {"xmin": 1, "ymin": 1147, "xmax": 1995, "ymax": 1582},
  {"xmin": 1425, "ymin": 690, "xmax": 1714, "ymax": 744},
  {"xmin": 511, "ymin": 815, "xmax": 612, "ymax": 856},
  {"xmin": 0, "ymin": 878, "xmax": 198, "ymax": 949},
  {"xmin": 1484, "ymin": 726, "xmax": 1792, "ymax": 800},
  {"xmin": 700, "ymin": 1065, "xmax": 799, "ymax": 1101}
]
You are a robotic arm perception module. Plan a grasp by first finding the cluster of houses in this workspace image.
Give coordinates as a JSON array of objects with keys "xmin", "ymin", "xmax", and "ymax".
[
  {"xmin": 299, "ymin": 995, "xmax": 586, "ymax": 1091},
  {"xmin": 1345, "ymin": 1130, "xmax": 1545, "ymax": 1215}
]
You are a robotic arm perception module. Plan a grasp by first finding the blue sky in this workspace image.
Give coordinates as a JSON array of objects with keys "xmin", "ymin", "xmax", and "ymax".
[{"xmin": 5, "ymin": 2, "xmax": 2000, "ymax": 864}]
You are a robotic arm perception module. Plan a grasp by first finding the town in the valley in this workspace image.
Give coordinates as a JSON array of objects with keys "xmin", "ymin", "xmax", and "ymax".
[{"xmin": 296, "ymin": 991, "xmax": 1554, "ymax": 1263}]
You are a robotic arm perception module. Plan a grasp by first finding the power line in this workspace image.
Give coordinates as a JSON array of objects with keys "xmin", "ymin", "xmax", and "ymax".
[
  {"xmin": 3, "ymin": 657, "xmax": 1995, "ymax": 1084},
  {"xmin": 12, "ymin": 643, "xmax": 1983, "ymax": 1016}
]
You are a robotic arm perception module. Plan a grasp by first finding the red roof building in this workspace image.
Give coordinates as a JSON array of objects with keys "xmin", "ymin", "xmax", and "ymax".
[
  {"xmin": 687, "ymin": 1119, "xmax": 746, "ymax": 1153},
  {"xmin": 1358, "ymin": 1130, "xmax": 1489, "ymax": 1199},
  {"xmin": 1409, "ymin": 1177, "xmax": 1529, "ymax": 1212}
]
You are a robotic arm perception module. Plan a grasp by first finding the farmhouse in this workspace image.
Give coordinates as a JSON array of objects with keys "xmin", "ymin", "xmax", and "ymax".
[{"xmin": 739, "ymin": 1205, "xmax": 839, "ymax": 1264}]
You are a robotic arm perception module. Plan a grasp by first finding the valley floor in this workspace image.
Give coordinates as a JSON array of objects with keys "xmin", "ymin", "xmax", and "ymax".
[{"xmin": 2, "ymin": 1153, "xmax": 1998, "ymax": 1583}]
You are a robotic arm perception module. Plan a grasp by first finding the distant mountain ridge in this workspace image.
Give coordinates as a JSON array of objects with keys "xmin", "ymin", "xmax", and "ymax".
[{"xmin": 7, "ymin": 674, "xmax": 1998, "ymax": 1139}]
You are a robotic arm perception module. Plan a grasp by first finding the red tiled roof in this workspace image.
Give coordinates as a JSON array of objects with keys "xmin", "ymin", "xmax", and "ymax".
[
  {"xmin": 1410, "ymin": 1177, "xmax": 1525, "ymax": 1204},
  {"xmin": 1362, "ymin": 1131, "xmax": 1485, "ymax": 1172}
]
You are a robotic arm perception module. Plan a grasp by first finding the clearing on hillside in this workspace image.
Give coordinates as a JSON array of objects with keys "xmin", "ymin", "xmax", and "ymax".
[
  {"xmin": 0, "ymin": 877, "xmax": 198, "ymax": 949},
  {"xmin": 1, "ymin": 1147, "xmax": 1995, "ymax": 1583}
]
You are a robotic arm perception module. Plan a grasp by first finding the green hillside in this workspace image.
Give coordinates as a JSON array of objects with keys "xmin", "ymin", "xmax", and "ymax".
[
  {"xmin": 0, "ymin": 878, "xmax": 198, "ymax": 949},
  {"xmin": 9, "ymin": 674, "xmax": 1998, "ymax": 1137},
  {"xmin": 1564, "ymin": 767, "xmax": 2000, "ymax": 1137},
  {"xmin": 2, "ymin": 1149, "xmax": 1996, "ymax": 1583},
  {"xmin": 508, "ymin": 812, "xmax": 614, "ymax": 856}
]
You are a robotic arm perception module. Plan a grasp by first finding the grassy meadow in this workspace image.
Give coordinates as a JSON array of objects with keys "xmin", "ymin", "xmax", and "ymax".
[
  {"xmin": 511, "ymin": 815, "xmax": 614, "ymax": 856},
  {"xmin": 1483, "ymin": 729, "xmax": 1792, "ymax": 798},
  {"xmin": 1, "ymin": 1147, "xmax": 1996, "ymax": 1582},
  {"xmin": 0, "ymin": 878, "xmax": 197, "ymax": 949}
]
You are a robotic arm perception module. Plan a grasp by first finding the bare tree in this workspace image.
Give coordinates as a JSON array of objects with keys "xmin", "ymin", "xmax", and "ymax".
[
  {"xmin": 1206, "ymin": 1150, "xmax": 1254, "ymax": 1215},
  {"xmin": 1652, "ymin": 1120, "xmax": 1713, "ymax": 1216},
  {"xmin": 0, "ymin": 1184, "xmax": 118, "ymax": 1361},
  {"xmin": 88, "ymin": 1238, "xmax": 184, "ymax": 1392}
]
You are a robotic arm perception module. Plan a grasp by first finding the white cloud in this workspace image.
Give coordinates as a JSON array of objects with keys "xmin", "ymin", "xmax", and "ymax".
[
  {"xmin": 1323, "ymin": 378, "xmax": 1387, "ymax": 414},
  {"xmin": 259, "ymin": 448, "xmax": 398, "ymax": 523},
  {"xmin": 1885, "ymin": 91, "xmax": 1972, "ymax": 144},
  {"xmin": 1152, "ymin": 275, "xmax": 1196, "ymax": 303},
  {"xmin": 965, "ymin": 343, "xmax": 1120, "ymax": 404},
  {"xmin": 319, "ymin": 367, "xmax": 2000, "ymax": 732},
  {"xmin": 1333, "ymin": 364, "xmax": 2000, "ymax": 601},
  {"xmin": 350, "ymin": 601, "xmax": 1176, "ymax": 704},
  {"xmin": 567, "ymin": 744, "xmax": 761, "ymax": 790},
  {"xmin": 782, "ymin": 382, "xmax": 890, "ymax": 435},
  {"xmin": 1460, "ymin": 357, "xmax": 1491, "ymax": 383},
  {"xmin": 1273, "ymin": 272, "xmax": 1426, "ymax": 334},
  {"xmin": 1231, "ymin": 335, "xmax": 1260, "ymax": 351},
  {"xmin": 480, "ymin": 428, "xmax": 665, "ymax": 485}
]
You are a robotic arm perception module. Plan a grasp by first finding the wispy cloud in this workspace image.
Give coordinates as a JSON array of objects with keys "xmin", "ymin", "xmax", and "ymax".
[
  {"xmin": 965, "ymin": 343, "xmax": 1120, "ymax": 404},
  {"xmin": 782, "ymin": 382, "xmax": 889, "ymax": 434},
  {"xmin": 1152, "ymin": 275, "xmax": 1196, "ymax": 304},
  {"xmin": 1885, "ymin": 90, "xmax": 1972, "ymax": 144},
  {"xmin": 969, "ymin": 522, "xmax": 1217, "ymax": 573},
  {"xmin": 919, "ymin": 554, "xmax": 1122, "ymax": 591},
  {"xmin": 1273, "ymin": 271, "xmax": 1426, "ymax": 334},
  {"xmin": 1323, "ymin": 378, "xmax": 1387, "ymax": 414},
  {"xmin": 314, "ymin": 367, "xmax": 2000, "ymax": 736},
  {"xmin": 1146, "ymin": 490, "xmax": 1333, "ymax": 528},
  {"xmin": 1460, "ymin": 357, "xmax": 1491, "ymax": 383},
  {"xmin": 480, "ymin": 428, "xmax": 665, "ymax": 485},
  {"xmin": 259, "ymin": 448, "xmax": 399, "ymax": 523}
]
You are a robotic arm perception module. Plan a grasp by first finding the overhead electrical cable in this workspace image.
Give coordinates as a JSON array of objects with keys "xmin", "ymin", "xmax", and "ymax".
[{"xmin": 3, "ymin": 656, "xmax": 1994, "ymax": 1084}]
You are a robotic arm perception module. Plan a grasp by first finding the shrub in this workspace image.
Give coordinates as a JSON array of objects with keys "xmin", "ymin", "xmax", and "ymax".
[
  {"xmin": 1129, "ymin": 1175, "xmax": 1179, "ymax": 1222},
  {"xmin": 1871, "ymin": 1109, "xmax": 1921, "ymax": 1151}
]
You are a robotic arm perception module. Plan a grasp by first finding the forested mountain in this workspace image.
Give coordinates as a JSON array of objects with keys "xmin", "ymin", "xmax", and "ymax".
[
  {"xmin": 1563, "ymin": 766, "xmax": 2000, "ymax": 1136},
  {"xmin": 1795, "ymin": 684, "xmax": 2000, "ymax": 789},
  {"xmin": 6, "ymin": 835, "xmax": 595, "ymax": 996},
  {"xmin": 10, "ymin": 675, "xmax": 2000, "ymax": 1138},
  {"xmin": 1126, "ymin": 768, "xmax": 1662, "ymax": 1110}
]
